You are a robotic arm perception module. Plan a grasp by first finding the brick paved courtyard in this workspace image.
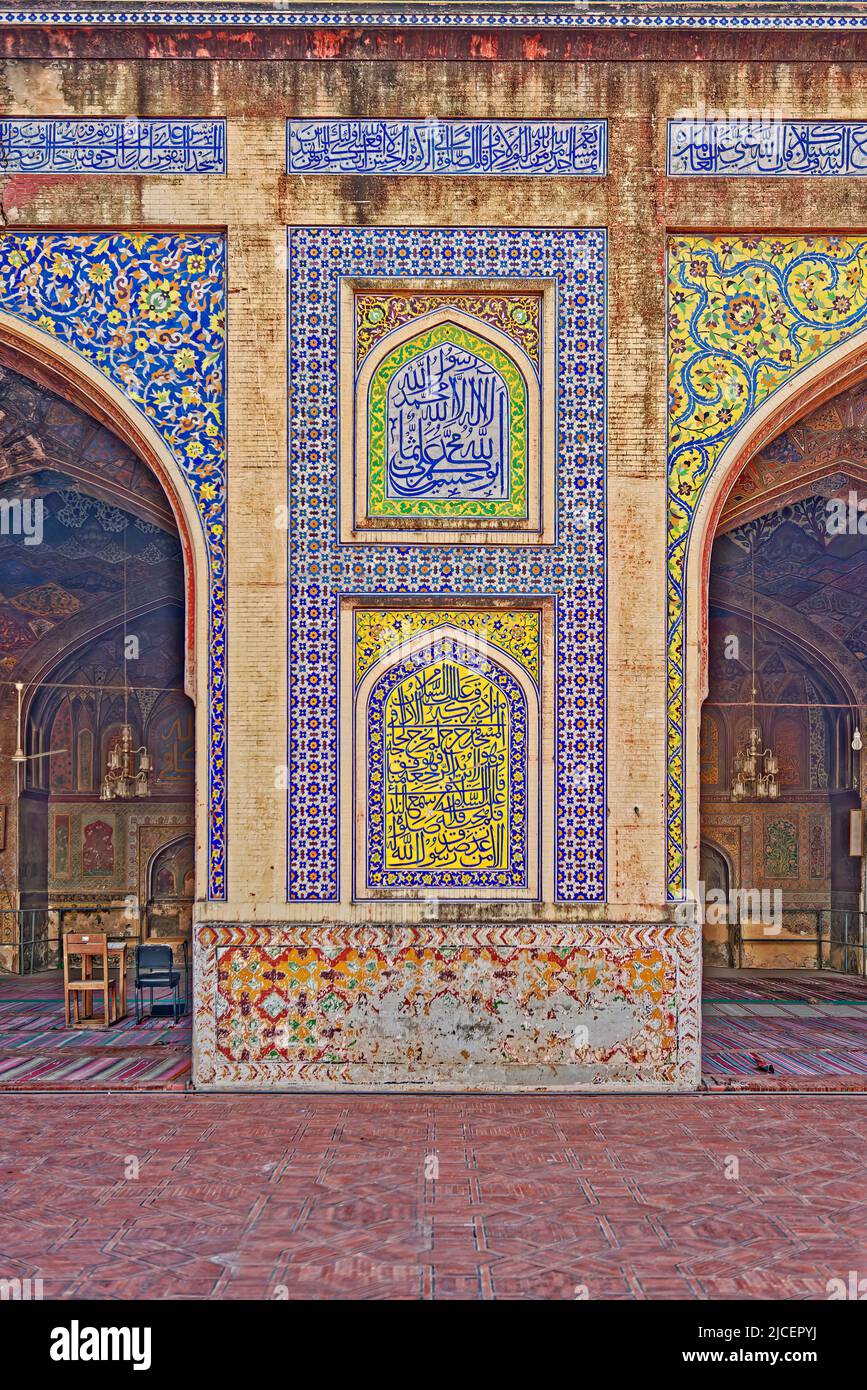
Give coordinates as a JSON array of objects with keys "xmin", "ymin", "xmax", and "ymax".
[{"xmin": 1, "ymin": 1092, "xmax": 865, "ymax": 1299}]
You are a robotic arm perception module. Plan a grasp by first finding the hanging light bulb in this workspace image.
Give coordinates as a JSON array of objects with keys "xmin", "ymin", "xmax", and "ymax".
[{"xmin": 853, "ymin": 727, "xmax": 863, "ymax": 752}]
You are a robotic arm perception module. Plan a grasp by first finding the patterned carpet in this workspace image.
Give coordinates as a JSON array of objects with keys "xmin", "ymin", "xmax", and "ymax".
[
  {"xmin": 1, "ymin": 967, "xmax": 865, "ymax": 1091},
  {"xmin": 702, "ymin": 968, "xmax": 867, "ymax": 1086},
  {"xmin": 0, "ymin": 969, "xmax": 191, "ymax": 1089}
]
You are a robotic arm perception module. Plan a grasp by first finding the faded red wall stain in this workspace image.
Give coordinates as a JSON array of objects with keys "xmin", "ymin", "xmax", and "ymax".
[
  {"xmin": 521, "ymin": 35, "xmax": 551, "ymax": 62},
  {"xmin": 1, "ymin": 173, "xmax": 71, "ymax": 215}
]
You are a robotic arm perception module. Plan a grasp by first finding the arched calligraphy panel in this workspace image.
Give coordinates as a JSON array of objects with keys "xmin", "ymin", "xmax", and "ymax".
[
  {"xmin": 369, "ymin": 321, "xmax": 527, "ymax": 520},
  {"xmin": 342, "ymin": 287, "xmax": 554, "ymax": 547},
  {"xmin": 366, "ymin": 643, "xmax": 528, "ymax": 890}
]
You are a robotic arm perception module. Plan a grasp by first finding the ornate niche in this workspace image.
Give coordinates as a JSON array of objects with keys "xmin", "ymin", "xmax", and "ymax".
[
  {"xmin": 344, "ymin": 603, "xmax": 552, "ymax": 902},
  {"xmin": 146, "ymin": 833, "xmax": 195, "ymax": 938},
  {"xmin": 339, "ymin": 278, "xmax": 556, "ymax": 545}
]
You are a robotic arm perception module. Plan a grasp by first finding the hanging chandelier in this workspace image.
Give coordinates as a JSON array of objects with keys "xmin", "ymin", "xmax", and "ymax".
[
  {"xmin": 731, "ymin": 537, "xmax": 779, "ymax": 802},
  {"xmin": 100, "ymin": 526, "xmax": 151, "ymax": 801},
  {"xmin": 732, "ymin": 719, "xmax": 779, "ymax": 801},
  {"xmin": 101, "ymin": 721, "xmax": 151, "ymax": 801}
]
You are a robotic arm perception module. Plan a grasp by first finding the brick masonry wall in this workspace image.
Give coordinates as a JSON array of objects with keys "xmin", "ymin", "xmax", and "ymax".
[
  {"xmin": 0, "ymin": 38, "xmax": 864, "ymax": 923},
  {"xmin": 1, "ymin": 27, "xmax": 865, "ymax": 1084}
]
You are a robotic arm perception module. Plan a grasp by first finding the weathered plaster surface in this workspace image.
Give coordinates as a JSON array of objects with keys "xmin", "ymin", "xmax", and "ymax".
[{"xmin": 193, "ymin": 922, "xmax": 700, "ymax": 1090}]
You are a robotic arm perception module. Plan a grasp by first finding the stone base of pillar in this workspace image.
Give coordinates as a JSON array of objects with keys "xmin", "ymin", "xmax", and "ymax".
[{"xmin": 192, "ymin": 922, "xmax": 701, "ymax": 1092}]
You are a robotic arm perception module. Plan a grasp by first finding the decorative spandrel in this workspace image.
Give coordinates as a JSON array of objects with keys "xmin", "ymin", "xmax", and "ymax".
[
  {"xmin": 369, "ymin": 322, "xmax": 527, "ymax": 520},
  {"xmin": 367, "ymin": 642, "xmax": 528, "ymax": 889}
]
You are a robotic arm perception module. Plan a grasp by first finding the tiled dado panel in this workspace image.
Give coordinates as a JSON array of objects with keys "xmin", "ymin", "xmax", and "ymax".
[
  {"xmin": 194, "ymin": 923, "xmax": 699, "ymax": 1090},
  {"xmin": 288, "ymin": 227, "xmax": 606, "ymax": 903}
]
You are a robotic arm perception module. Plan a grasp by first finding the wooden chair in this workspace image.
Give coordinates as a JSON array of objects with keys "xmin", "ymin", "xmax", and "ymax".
[{"xmin": 63, "ymin": 932, "xmax": 120, "ymax": 1028}]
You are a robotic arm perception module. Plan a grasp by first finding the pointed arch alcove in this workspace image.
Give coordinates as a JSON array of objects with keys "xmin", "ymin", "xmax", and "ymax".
[
  {"xmin": 0, "ymin": 227, "xmax": 226, "ymax": 901},
  {"xmin": 680, "ymin": 329, "xmax": 867, "ymax": 909},
  {"xmin": 667, "ymin": 233, "xmax": 867, "ymax": 906},
  {"xmin": 344, "ymin": 610, "xmax": 553, "ymax": 904}
]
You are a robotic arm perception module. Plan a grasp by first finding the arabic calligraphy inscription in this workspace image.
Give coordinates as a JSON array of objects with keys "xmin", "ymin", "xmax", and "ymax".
[
  {"xmin": 288, "ymin": 119, "xmax": 607, "ymax": 176},
  {"xmin": 668, "ymin": 120, "xmax": 867, "ymax": 177},
  {"xmin": 0, "ymin": 118, "xmax": 226, "ymax": 174},
  {"xmin": 367, "ymin": 642, "xmax": 528, "ymax": 888},
  {"xmin": 369, "ymin": 322, "xmax": 527, "ymax": 519}
]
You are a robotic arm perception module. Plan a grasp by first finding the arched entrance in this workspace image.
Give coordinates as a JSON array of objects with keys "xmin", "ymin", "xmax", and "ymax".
[
  {"xmin": 696, "ymin": 367, "xmax": 867, "ymax": 1083},
  {"xmin": 0, "ymin": 346, "xmax": 198, "ymax": 1088}
]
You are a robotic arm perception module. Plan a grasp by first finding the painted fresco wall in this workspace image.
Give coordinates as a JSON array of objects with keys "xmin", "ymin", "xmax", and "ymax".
[{"xmin": 2, "ymin": 7, "xmax": 867, "ymax": 1087}]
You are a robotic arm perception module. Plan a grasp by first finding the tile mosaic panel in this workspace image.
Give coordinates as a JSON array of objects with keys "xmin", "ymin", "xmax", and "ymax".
[
  {"xmin": 288, "ymin": 119, "xmax": 607, "ymax": 176},
  {"xmin": 354, "ymin": 608, "xmax": 540, "ymax": 683},
  {"xmin": 355, "ymin": 288, "xmax": 541, "ymax": 369},
  {"xmin": 668, "ymin": 121, "xmax": 867, "ymax": 177},
  {"xmin": 288, "ymin": 226, "xmax": 606, "ymax": 903},
  {"xmin": 0, "ymin": 233, "xmax": 227, "ymax": 897},
  {"xmin": 0, "ymin": 118, "xmax": 226, "ymax": 174},
  {"xmin": 367, "ymin": 639, "xmax": 528, "ymax": 889},
  {"xmin": 346, "ymin": 279, "xmax": 551, "ymax": 542},
  {"xmin": 667, "ymin": 233, "xmax": 867, "ymax": 900},
  {"xmin": 195, "ymin": 922, "xmax": 698, "ymax": 1090},
  {"xmin": 367, "ymin": 320, "xmax": 528, "ymax": 521}
]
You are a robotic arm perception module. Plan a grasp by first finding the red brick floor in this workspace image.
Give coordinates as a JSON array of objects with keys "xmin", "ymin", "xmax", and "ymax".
[{"xmin": 1, "ymin": 1092, "xmax": 865, "ymax": 1299}]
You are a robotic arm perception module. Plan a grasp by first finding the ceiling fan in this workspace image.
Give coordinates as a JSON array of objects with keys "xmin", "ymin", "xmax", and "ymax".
[{"xmin": 0, "ymin": 681, "xmax": 67, "ymax": 764}]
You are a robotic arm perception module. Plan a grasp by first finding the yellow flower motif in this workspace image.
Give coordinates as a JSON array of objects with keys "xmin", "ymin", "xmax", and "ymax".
[
  {"xmin": 51, "ymin": 253, "xmax": 73, "ymax": 279},
  {"xmin": 186, "ymin": 441, "xmax": 204, "ymax": 459},
  {"xmin": 135, "ymin": 337, "xmax": 149, "ymax": 351},
  {"xmin": 37, "ymin": 315, "xmax": 56, "ymax": 334},
  {"xmin": 87, "ymin": 263, "xmax": 111, "ymax": 285},
  {"xmin": 187, "ymin": 254, "xmax": 207, "ymax": 275},
  {"xmin": 107, "ymin": 309, "xmax": 122, "ymax": 325},
  {"xmin": 174, "ymin": 348, "xmax": 195, "ymax": 372},
  {"xmin": 9, "ymin": 250, "xmax": 26, "ymax": 269},
  {"xmin": 205, "ymin": 422, "xmax": 218, "ymax": 437},
  {"xmin": 137, "ymin": 278, "xmax": 180, "ymax": 322},
  {"xmin": 199, "ymin": 481, "xmax": 217, "ymax": 499},
  {"xmin": 181, "ymin": 385, "xmax": 201, "ymax": 405},
  {"xmin": 154, "ymin": 388, "xmax": 171, "ymax": 406}
]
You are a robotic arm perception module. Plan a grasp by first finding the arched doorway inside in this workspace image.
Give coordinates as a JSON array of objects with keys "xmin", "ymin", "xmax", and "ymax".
[
  {"xmin": 700, "ymin": 374, "xmax": 867, "ymax": 1084},
  {"xmin": 0, "ymin": 356, "xmax": 195, "ymax": 1088}
]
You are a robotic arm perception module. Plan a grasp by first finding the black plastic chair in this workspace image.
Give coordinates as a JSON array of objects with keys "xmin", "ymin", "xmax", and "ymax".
[{"xmin": 134, "ymin": 944, "xmax": 182, "ymax": 1024}]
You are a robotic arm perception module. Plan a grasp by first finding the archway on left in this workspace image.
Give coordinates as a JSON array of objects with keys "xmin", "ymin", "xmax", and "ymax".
[{"xmin": 0, "ymin": 358, "xmax": 194, "ymax": 1089}]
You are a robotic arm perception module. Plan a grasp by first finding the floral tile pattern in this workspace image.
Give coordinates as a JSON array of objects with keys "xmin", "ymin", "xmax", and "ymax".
[{"xmin": 667, "ymin": 233, "xmax": 867, "ymax": 901}]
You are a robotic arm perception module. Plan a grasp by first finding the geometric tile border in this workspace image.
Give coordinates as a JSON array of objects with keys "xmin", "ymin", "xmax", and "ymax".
[
  {"xmin": 2, "ymin": 9, "xmax": 866, "ymax": 33},
  {"xmin": 288, "ymin": 226, "xmax": 606, "ymax": 902}
]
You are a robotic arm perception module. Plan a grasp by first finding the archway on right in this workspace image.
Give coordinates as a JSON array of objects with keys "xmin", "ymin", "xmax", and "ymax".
[{"xmin": 700, "ymin": 375, "xmax": 867, "ymax": 1087}]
